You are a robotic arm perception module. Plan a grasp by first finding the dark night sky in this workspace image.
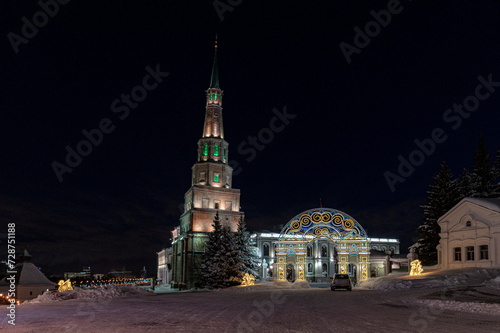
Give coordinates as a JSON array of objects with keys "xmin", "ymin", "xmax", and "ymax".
[{"xmin": 1, "ymin": 1, "xmax": 500, "ymax": 276}]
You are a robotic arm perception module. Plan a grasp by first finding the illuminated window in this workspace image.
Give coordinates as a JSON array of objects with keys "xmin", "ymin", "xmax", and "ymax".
[
  {"xmin": 480, "ymin": 245, "xmax": 489, "ymax": 260},
  {"xmin": 214, "ymin": 174, "xmax": 219, "ymax": 182},
  {"xmin": 466, "ymin": 246, "xmax": 474, "ymax": 261},
  {"xmin": 215, "ymin": 92, "xmax": 217, "ymax": 101},
  {"xmin": 214, "ymin": 145, "xmax": 219, "ymax": 156},
  {"xmin": 223, "ymin": 148, "xmax": 226, "ymax": 159},
  {"xmin": 454, "ymin": 247, "xmax": 461, "ymax": 261},
  {"xmin": 203, "ymin": 144, "xmax": 208, "ymax": 156}
]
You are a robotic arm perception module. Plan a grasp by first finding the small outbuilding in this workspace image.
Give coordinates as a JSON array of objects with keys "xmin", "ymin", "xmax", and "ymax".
[{"xmin": 0, "ymin": 248, "xmax": 56, "ymax": 302}]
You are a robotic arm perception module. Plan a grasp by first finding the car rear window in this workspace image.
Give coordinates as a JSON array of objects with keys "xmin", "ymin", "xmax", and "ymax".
[{"xmin": 335, "ymin": 274, "xmax": 349, "ymax": 279}]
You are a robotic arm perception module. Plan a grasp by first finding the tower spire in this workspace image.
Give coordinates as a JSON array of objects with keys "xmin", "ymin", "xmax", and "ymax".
[{"xmin": 210, "ymin": 34, "xmax": 219, "ymax": 89}]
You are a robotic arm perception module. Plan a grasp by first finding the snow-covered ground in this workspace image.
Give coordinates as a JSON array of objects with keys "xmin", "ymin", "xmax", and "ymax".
[{"xmin": 2, "ymin": 269, "xmax": 500, "ymax": 332}]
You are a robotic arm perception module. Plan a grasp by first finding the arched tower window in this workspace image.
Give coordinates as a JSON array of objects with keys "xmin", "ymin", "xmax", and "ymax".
[
  {"xmin": 263, "ymin": 244, "xmax": 270, "ymax": 256},
  {"xmin": 203, "ymin": 144, "xmax": 208, "ymax": 156},
  {"xmin": 214, "ymin": 144, "xmax": 219, "ymax": 157},
  {"xmin": 321, "ymin": 245, "xmax": 328, "ymax": 257}
]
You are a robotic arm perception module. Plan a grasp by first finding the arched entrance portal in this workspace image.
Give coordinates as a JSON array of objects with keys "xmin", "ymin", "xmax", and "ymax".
[
  {"xmin": 275, "ymin": 208, "xmax": 371, "ymax": 283},
  {"xmin": 286, "ymin": 264, "xmax": 295, "ymax": 282}
]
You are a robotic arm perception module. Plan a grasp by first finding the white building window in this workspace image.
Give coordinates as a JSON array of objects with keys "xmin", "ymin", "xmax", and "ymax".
[
  {"xmin": 307, "ymin": 246, "xmax": 312, "ymax": 257},
  {"xmin": 453, "ymin": 247, "xmax": 461, "ymax": 261},
  {"xmin": 480, "ymin": 245, "xmax": 489, "ymax": 260},
  {"xmin": 308, "ymin": 263, "xmax": 312, "ymax": 273},
  {"xmin": 322, "ymin": 263, "xmax": 328, "ymax": 274},
  {"xmin": 466, "ymin": 246, "xmax": 474, "ymax": 261}
]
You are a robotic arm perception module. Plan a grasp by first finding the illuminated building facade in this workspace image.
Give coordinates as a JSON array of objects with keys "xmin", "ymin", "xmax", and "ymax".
[
  {"xmin": 170, "ymin": 40, "xmax": 244, "ymax": 289},
  {"xmin": 253, "ymin": 208, "xmax": 404, "ymax": 283}
]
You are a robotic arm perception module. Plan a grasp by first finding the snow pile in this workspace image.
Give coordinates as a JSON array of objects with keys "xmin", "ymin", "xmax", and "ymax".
[
  {"xmin": 416, "ymin": 299, "xmax": 500, "ymax": 317},
  {"xmin": 358, "ymin": 273, "xmax": 412, "ymax": 291},
  {"xmin": 359, "ymin": 269, "xmax": 500, "ymax": 291},
  {"xmin": 486, "ymin": 276, "xmax": 500, "ymax": 290},
  {"xmin": 223, "ymin": 280, "xmax": 311, "ymax": 292},
  {"xmin": 26, "ymin": 284, "xmax": 154, "ymax": 303}
]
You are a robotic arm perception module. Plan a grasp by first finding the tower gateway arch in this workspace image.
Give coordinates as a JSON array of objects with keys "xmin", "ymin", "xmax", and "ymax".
[{"xmin": 275, "ymin": 208, "xmax": 370, "ymax": 283}]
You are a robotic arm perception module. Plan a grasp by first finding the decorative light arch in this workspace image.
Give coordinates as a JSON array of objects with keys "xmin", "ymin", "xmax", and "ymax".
[{"xmin": 279, "ymin": 208, "xmax": 368, "ymax": 242}]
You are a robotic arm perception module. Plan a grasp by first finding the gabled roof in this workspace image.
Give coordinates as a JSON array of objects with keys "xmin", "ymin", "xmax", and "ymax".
[
  {"xmin": 438, "ymin": 197, "xmax": 500, "ymax": 222},
  {"xmin": 0, "ymin": 262, "xmax": 55, "ymax": 287}
]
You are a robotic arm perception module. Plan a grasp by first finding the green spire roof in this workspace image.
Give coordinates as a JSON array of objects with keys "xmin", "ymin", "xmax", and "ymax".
[{"xmin": 210, "ymin": 36, "xmax": 219, "ymax": 89}]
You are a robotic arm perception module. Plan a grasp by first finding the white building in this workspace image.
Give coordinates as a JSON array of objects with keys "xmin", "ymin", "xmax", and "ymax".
[
  {"xmin": 437, "ymin": 197, "xmax": 500, "ymax": 270},
  {"xmin": 157, "ymin": 248, "xmax": 172, "ymax": 285}
]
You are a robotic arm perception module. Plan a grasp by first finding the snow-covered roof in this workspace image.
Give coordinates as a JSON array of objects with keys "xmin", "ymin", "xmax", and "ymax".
[
  {"xmin": 461, "ymin": 197, "xmax": 500, "ymax": 213},
  {"xmin": 0, "ymin": 258, "xmax": 55, "ymax": 287},
  {"xmin": 438, "ymin": 197, "xmax": 500, "ymax": 222},
  {"xmin": 17, "ymin": 262, "xmax": 55, "ymax": 286}
]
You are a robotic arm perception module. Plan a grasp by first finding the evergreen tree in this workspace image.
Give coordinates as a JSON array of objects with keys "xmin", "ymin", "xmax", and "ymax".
[
  {"xmin": 492, "ymin": 146, "xmax": 500, "ymax": 197},
  {"xmin": 470, "ymin": 137, "xmax": 496, "ymax": 197},
  {"xmin": 200, "ymin": 212, "xmax": 243, "ymax": 288},
  {"xmin": 457, "ymin": 168, "xmax": 473, "ymax": 198},
  {"xmin": 200, "ymin": 212, "xmax": 224, "ymax": 288},
  {"xmin": 417, "ymin": 161, "xmax": 461, "ymax": 265},
  {"xmin": 234, "ymin": 216, "xmax": 260, "ymax": 279},
  {"xmin": 219, "ymin": 224, "xmax": 244, "ymax": 286}
]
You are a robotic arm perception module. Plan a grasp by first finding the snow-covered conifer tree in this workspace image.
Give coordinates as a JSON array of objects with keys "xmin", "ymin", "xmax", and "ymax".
[
  {"xmin": 234, "ymin": 216, "xmax": 260, "ymax": 279},
  {"xmin": 470, "ymin": 137, "xmax": 496, "ymax": 198},
  {"xmin": 200, "ymin": 212, "xmax": 243, "ymax": 288},
  {"xmin": 418, "ymin": 161, "xmax": 460, "ymax": 265}
]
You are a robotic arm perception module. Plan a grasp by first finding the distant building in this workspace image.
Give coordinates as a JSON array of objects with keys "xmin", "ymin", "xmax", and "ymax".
[
  {"xmin": 108, "ymin": 268, "xmax": 134, "ymax": 278},
  {"xmin": 64, "ymin": 266, "xmax": 92, "ymax": 280},
  {"xmin": 438, "ymin": 197, "xmax": 500, "ymax": 269}
]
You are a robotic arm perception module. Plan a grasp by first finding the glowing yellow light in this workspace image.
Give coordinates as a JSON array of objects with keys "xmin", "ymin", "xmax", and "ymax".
[
  {"xmin": 58, "ymin": 279, "xmax": 74, "ymax": 292},
  {"xmin": 410, "ymin": 260, "xmax": 424, "ymax": 276},
  {"xmin": 241, "ymin": 273, "xmax": 255, "ymax": 286}
]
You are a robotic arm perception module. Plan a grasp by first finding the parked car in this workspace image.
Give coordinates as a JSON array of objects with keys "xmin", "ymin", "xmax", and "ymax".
[{"xmin": 331, "ymin": 273, "xmax": 352, "ymax": 291}]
